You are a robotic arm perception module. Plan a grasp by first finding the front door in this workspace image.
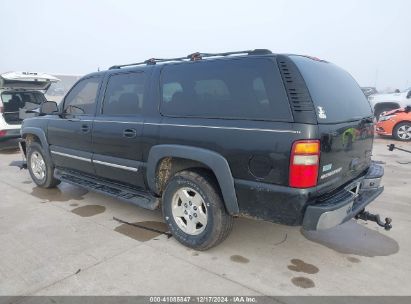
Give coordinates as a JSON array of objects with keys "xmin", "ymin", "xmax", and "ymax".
[
  {"xmin": 92, "ymin": 71, "xmax": 147, "ymax": 188},
  {"xmin": 47, "ymin": 76, "xmax": 102, "ymax": 174}
]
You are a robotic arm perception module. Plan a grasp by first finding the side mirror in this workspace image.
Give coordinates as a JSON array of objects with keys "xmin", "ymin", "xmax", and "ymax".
[
  {"xmin": 407, "ymin": 91, "xmax": 411, "ymax": 99},
  {"xmin": 40, "ymin": 101, "xmax": 59, "ymax": 115},
  {"xmin": 405, "ymin": 105, "xmax": 411, "ymax": 113}
]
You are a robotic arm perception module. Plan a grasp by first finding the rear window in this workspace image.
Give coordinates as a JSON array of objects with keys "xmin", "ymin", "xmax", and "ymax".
[
  {"xmin": 1, "ymin": 91, "xmax": 45, "ymax": 112},
  {"xmin": 291, "ymin": 56, "xmax": 372, "ymax": 123},
  {"xmin": 160, "ymin": 58, "xmax": 292, "ymax": 121}
]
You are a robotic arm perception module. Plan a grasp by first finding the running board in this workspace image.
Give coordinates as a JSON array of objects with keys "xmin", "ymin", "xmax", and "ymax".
[{"xmin": 54, "ymin": 169, "xmax": 160, "ymax": 210}]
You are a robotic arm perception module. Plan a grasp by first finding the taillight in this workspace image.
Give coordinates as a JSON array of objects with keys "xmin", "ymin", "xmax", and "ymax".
[
  {"xmin": 289, "ymin": 140, "xmax": 320, "ymax": 188},
  {"xmin": 0, "ymin": 106, "xmax": 3, "ymax": 113},
  {"xmin": 0, "ymin": 130, "xmax": 6, "ymax": 137}
]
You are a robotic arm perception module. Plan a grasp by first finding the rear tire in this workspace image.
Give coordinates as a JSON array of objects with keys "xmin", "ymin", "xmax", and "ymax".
[
  {"xmin": 162, "ymin": 170, "xmax": 233, "ymax": 250},
  {"xmin": 27, "ymin": 142, "xmax": 60, "ymax": 188},
  {"xmin": 393, "ymin": 122, "xmax": 411, "ymax": 141}
]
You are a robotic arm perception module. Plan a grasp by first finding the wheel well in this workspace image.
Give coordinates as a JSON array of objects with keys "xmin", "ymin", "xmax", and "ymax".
[
  {"xmin": 155, "ymin": 157, "xmax": 219, "ymax": 195},
  {"xmin": 394, "ymin": 120, "xmax": 411, "ymax": 130},
  {"xmin": 23, "ymin": 133, "xmax": 41, "ymax": 146}
]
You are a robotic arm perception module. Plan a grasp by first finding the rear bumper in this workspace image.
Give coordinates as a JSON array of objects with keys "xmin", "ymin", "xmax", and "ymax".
[
  {"xmin": 302, "ymin": 162, "xmax": 384, "ymax": 230},
  {"xmin": 235, "ymin": 162, "xmax": 384, "ymax": 228},
  {"xmin": 0, "ymin": 129, "xmax": 21, "ymax": 149}
]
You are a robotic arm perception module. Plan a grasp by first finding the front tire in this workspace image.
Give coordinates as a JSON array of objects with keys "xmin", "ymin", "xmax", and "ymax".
[
  {"xmin": 393, "ymin": 122, "xmax": 411, "ymax": 141},
  {"xmin": 162, "ymin": 170, "xmax": 233, "ymax": 250},
  {"xmin": 27, "ymin": 142, "xmax": 60, "ymax": 188}
]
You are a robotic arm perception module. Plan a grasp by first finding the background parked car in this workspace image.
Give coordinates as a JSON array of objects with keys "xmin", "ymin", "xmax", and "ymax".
[
  {"xmin": 361, "ymin": 86, "xmax": 378, "ymax": 97},
  {"xmin": 368, "ymin": 88, "xmax": 411, "ymax": 119},
  {"xmin": 0, "ymin": 72, "xmax": 59, "ymax": 149},
  {"xmin": 376, "ymin": 106, "xmax": 411, "ymax": 141}
]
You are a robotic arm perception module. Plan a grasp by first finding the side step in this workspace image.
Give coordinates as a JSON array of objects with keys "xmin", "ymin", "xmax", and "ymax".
[{"xmin": 55, "ymin": 169, "xmax": 160, "ymax": 210}]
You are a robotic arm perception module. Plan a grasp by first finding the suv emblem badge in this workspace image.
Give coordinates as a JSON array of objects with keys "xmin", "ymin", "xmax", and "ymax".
[{"xmin": 317, "ymin": 106, "xmax": 327, "ymax": 119}]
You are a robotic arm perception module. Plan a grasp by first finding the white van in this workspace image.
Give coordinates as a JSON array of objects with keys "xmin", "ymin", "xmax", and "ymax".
[{"xmin": 0, "ymin": 72, "xmax": 59, "ymax": 149}]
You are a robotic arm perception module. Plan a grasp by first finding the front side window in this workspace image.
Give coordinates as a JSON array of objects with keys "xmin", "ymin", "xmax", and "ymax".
[
  {"xmin": 63, "ymin": 77, "xmax": 101, "ymax": 115},
  {"xmin": 102, "ymin": 72, "xmax": 146, "ymax": 115},
  {"xmin": 160, "ymin": 58, "xmax": 292, "ymax": 121}
]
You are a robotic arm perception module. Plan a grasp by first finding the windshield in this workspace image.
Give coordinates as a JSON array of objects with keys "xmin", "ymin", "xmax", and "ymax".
[{"xmin": 291, "ymin": 56, "xmax": 373, "ymax": 123}]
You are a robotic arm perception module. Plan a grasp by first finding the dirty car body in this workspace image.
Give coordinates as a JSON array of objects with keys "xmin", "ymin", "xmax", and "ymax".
[{"xmin": 20, "ymin": 50, "xmax": 389, "ymax": 249}]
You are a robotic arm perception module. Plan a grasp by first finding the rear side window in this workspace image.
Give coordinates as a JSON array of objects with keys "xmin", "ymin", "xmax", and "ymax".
[
  {"xmin": 102, "ymin": 72, "xmax": 146, "ymax": 115},
  {"xmin": 160, "ymin": 58, "xmax": 292, "ymax": 121},
  {"xmin": 290, "ymin": 56, "xmax": 372, "ymax": 123}
]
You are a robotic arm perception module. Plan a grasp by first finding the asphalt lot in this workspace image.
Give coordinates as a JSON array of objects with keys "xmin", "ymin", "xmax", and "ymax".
[{"xmin": 0, "ymin": 138, "xmax": 410, "ymax": 296}]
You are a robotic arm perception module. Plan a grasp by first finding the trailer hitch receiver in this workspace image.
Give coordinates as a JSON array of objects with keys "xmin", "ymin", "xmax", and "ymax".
[{"xmin": 355, "ymin": 210, "xmax": 392, "ymax": 230}]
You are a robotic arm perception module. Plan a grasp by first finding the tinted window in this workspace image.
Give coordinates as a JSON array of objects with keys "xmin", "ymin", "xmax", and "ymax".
[
  {"xmin": 63, "ymin": 77, "xmax": 101, "ymax": 115},
  {"xmin": 291, "ymin": 56, "xmax": 372, "ymax": 123},
  {"xmin": 102, "ymin": 72, "xmax": 145, "ymax": 115},
  {"xmin": 160, "ymin": 58, "xmax": 292, "ymax": 121}
]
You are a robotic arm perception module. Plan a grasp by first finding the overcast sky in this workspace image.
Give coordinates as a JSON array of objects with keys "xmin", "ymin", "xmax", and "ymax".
[{"xmin": 1, "ymin": 0, "xmax": 410, "ymax": 90}]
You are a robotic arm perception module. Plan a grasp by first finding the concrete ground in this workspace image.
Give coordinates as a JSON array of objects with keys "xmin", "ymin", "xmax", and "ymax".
[{"xmin": 0, "ymin": 138, "xmax": 410, "ymax": 296}]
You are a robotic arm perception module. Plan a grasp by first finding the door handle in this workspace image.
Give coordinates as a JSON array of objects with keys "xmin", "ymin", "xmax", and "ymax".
[
  {"xmin": 123, "ymin": 128, "xmax": 137, "ymax": 138},
  {"xmin": 81, "ymin": 124, "xmax": 90, "ymax": 133}
]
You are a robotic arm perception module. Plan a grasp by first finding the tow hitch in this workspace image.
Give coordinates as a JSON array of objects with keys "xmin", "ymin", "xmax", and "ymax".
[{"xmin": 355, "ymin": 210, "xmax": 392, "ymax": 230}]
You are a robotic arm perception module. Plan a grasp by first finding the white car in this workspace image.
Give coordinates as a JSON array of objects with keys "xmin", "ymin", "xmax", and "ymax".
[
  {"xmin": 368, "ymin": 88, "xmax": 411, "ymax": 119},
  {"xmin": 0, "ymin": 72, "xmax": 59, "ymax": 149}
]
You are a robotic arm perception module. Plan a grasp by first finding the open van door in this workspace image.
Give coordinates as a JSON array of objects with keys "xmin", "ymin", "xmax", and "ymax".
[
  {"xmin": 0, "ymin": 72, "xmax": 60, "ymax": 125},
  {"xmin": 0, "ymin": 72, "xmax": 60, "ymax": 92}
]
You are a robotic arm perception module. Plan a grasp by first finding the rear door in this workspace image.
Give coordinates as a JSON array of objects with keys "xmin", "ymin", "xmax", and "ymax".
[
  {"xmin": 92, "ymin": 71, "xmax": 148, "ymax": 188},
  {"xmin": 290, "ymin": 56, "xmax": 374, "ymax": 194},
  {"xmin": 0, "ymin": 72, "xmax": 59, "ymax": 91},
  {"xmin": 48, "ymin": 76, "xmax": 102, "ymax": 174}
]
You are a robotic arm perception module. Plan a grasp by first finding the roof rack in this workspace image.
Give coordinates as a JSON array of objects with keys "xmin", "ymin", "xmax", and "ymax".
[{"xmin": 109, "ymin": 49, "xmax": 272, "ymax": 70}]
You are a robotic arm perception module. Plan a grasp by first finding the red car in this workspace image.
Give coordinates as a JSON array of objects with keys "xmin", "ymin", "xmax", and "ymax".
[{"xmin": 376, "ymin": 106, "xmax": 411, "ymax": 141}]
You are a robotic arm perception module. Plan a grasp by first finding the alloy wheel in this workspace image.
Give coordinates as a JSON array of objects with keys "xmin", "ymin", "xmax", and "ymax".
[{"xmin": 171, "ymin": 187, "xmax": 208, "ymax": 235}]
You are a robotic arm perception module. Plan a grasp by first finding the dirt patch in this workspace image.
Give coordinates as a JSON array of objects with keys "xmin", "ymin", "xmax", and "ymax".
[
  {"xmin": 71, "ymin": 205, "xmax": 105, "ymax": 217},
  {"xmin": 288, "ymin": 259, "xmax": 319, "ymax": 274},
  {"xmin": 230, "ymin": 255, "xmax": 250, "ymax": 264},
  {"xmin": 302, "ymin": 220, "xmax": 399, "ymax": 257},
  {"xmin": 70, "ymin": 203, "xmax": 79, "ymax": 207},
  {"xmin": 347, "ymin": 256, "xmax": 361, "ymax": 263},
  {"xmin": 114, "ymin": 221, "xmax": 169, "ymax": 242},
  {"xmin": 291, "ymin": 277, "xmax": 315, "ymax": 289},
  {"xmin": 31, "ymin": 183, "xmax": 88, "ymax": 202}
]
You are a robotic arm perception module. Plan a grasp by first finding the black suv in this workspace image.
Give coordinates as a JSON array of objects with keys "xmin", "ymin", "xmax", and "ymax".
[{"xmin": 20, "ymin": 50, "xmax": 389, "ymax": 250}]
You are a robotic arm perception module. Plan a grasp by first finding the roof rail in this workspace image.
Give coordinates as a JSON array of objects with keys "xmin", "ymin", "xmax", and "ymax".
[{"xmin": 108, "ymin": 49, "xmax": 272, "ymax": 70}]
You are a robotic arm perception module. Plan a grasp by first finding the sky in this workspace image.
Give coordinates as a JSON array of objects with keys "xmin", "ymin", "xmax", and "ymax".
[{"xmin": 1, "ymin": 0, "xmax": 410, "ymax": 91}]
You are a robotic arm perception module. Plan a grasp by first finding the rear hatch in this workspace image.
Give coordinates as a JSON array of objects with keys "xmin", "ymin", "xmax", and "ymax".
[
  {"xmin": 290, "ymin": 56, "xmax": 374, "ymax": 195},
  {"xmin": 1, "ymin": 72, "xmax": 59, "ymax": 125},
  {"xmin": 0, "ymin": 72, "xmax": 59, "ymax": 91},
  {"xmin": 1, "ymin": 91, "xmax": 47, "ymax": 125}
]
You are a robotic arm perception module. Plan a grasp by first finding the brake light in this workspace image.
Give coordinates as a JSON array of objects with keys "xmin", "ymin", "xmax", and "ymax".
[
  {"xmin": 289, "ymin": 140, "xmax": 320, "ymax": 188},
  {"xmin": 0, "ymin": 130, "xmax": 6, "ymax": 137}
]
